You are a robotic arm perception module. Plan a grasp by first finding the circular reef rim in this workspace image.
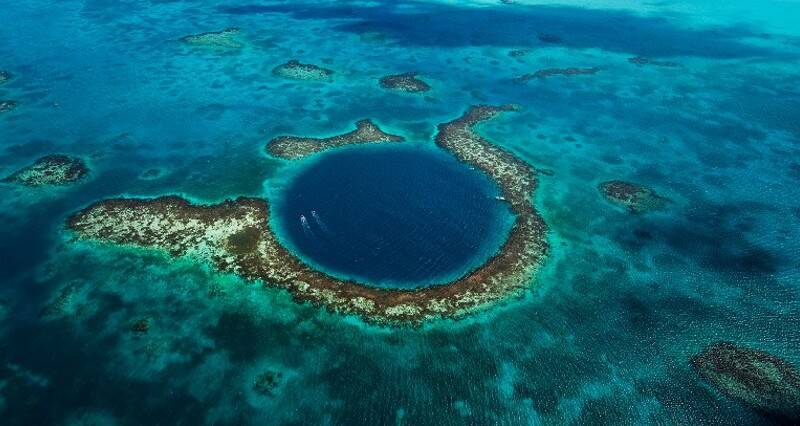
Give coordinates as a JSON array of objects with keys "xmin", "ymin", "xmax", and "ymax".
[{"xmin": 67, "ymin": 105, "xmax": 549, "ymax": 325}]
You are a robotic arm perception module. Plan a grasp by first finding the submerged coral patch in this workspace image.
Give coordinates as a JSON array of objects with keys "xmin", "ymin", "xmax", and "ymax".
[
  {"xmin": 0, "ymin": 100, "xmax": 19, "ymax": 113},
  {"xmin": 180, "ymin": 28, "xmax": 243, "ymax": 48},
  {"xmin": 628, "ymin": 57, "xmax": 681, "ymax": 67},
  {"xmin": 515, "ymin": 67, "xmax": 599, "ymax": 82},
  {"xmin": 692, "ymin": 342, "xmax": 800, "ymax": 421},
  {"xmin": 0, "ymin": 70, "xmax": 12, "ymax": 85},
  {"xmin": 598, "ymin": 180, "xmax": 669, "ymax": 213},
  {"xmin": 379, "ymin": 72, "xmax": 431, "ymax": 93},
  {"xmin": 39, "ymin": 282, "xmax": 80, "ymax": 319},
  {"xmin": 253, "ymin": 370, "xmax": 283, "ymax": 396},
  {"xmin": 67, "ymin": 106, "xmax": 548, "ymax": 324},
  {"xmin": 130, "ymin": 318, "xmax": 150, "ymax": 334},
  {"xmin": 2, "ymin": 154, "xmax": 88, "ymax": 186},
  {"xmin": 267, "ymin": 119, "xmax": 404, "ymax": 160},
  {"xmin": 272, "ymin": 60, "xmax": 333, "ymax": 81},
  {"xmin": 139, "ymin": 168, "xmax": 162, "ymax": 180}
]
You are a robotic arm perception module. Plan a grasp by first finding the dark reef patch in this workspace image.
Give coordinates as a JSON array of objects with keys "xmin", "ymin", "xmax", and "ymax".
[
  {"xmin": 130, "ymin": 318, "xmax": 150, "ymax": 334},
  {"xmin": 253, "ymin": 370, "xmax": 283, "ymax": 396},
  {"xmin": 379, "ymin": 72, "xmax": 431, "ymax": 93},
  {"xmin": 67, "ymin": 106, "xmax": 548, "ymax": 324},
  {"xmin": 0, "ymin": 100, "xmax": 19, "ymax": 113},
  {"xmin": 2, "ymin": 155, "xmax": 88, "ymax": 186},
  {"xmin": 515, "ymin": 67, "xmax": 599, "ymax": 82},
  {"xmin": 692, "ymin": 342, "xmax": 800, "ymax": 421},
  {"xmin": 3, "ymin": 139, "xmax": 57, "ymax": 157},
  {"xmin": 618, "ymin": 199, "xmax": 786, "ymax": 277},
  {"xmin": 180, "ymin": 28, "xmax": 243, "ymax": 48},
  {"xmin": 598, "ymin": 180, "xmax": 669, "ymax": 213},
  {"xmin": 267, "ymin": 119, "xmax": 404, "ymax": 159},
  {"xmin": 787, "ymin": 162, "xmax": 800, "ymax": 180},
  {"xmin": 272, "ymin": 60, "xmax": 333, "ymax": 81}
]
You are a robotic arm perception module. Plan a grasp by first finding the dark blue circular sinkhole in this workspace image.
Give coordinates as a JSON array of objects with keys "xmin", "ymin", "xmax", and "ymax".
[{"xmin": 274, "ymin": 145, "xmax": 514, "ymax": 289}]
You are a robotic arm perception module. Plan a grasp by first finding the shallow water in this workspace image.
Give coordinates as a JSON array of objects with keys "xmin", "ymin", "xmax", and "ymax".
[{"xmin": 1, "ymin": 0, "xmax": 799, "ymax": 425}]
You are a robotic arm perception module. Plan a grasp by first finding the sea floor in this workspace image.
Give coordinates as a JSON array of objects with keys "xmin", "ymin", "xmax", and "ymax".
[{"xmin": 1, "ymin": 1, "xmax": 799, "ymax": 425}]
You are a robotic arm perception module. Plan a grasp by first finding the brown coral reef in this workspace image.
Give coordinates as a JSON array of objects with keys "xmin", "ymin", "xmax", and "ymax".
[
  {"xmin": 3, "ymin": 155, "xmax": 88, "ymax": 186},
  {"xmin": 267, "ymin": 119, "xmax": 404, "ymax": 160},
  {"xmin": 598, "ymin": 180, "xmax": 669, "ymax": 213},
  {"xmin": 692, "ymin": 342, "xmax": 800, "ymax": 421},
  {"xmin": 180, "ymin": 28, "xmax": 243, "ymax": 48},
  {"xmin": 379, "ymin": 72, "xmax": 431, "ymax": 93},
  {"xmin": 67, "ymin": 106, "xmax": 548, "ymax": 324},
  {"xmin": 272, "ymin": 60, "xmax": 333, "ymax": 81}
]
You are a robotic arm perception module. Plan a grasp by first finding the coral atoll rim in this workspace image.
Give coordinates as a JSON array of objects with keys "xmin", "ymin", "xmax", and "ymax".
[
  {"xmin": 267, "ymin": 119, "xmax": 404, "ymax": 160},
  {"xmin": 67, "ymin": 106, "xmax": 548, "ymax": 325}
]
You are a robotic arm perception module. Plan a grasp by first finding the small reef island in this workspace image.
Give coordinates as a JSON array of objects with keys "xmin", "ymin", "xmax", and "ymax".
[
  {"xmin": 267, "ymin": 119, "xmax": 404, "ymax": 159},
  {"xmin": 272, "ymin": 60, "xmax": 334, "ymax": 81},
  {"xmin": 598, "ymin": 180, "xmax": 669, "ymax": 213},
  {"xmin": 379, "ymin": 72, "xmax": 431, "ymax": 93},
  {"xmin": 179, "ymin": 28, "xmax": 243, "ymax": 49},
  {"xmin": 67, "ymin": 105, "xmax": 548, "ymax": 324},
  {"xmin": 692, "ymin": 342, "xmax": 800, "ymax": 422},
  {"xmin": 3, "ymin": 155, "xmax": 88, "ymax": 186}
]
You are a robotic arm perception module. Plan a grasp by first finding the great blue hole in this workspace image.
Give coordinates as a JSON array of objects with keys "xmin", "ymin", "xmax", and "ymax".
[{"xmin": 273, "ymin": 145, "xmax": 514, "ymax": 289}]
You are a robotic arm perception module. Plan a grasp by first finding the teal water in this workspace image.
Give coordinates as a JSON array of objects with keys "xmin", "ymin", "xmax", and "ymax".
[
  {"xmin": 273, "ymin": 145, "xmax": 513, "ymax": 288},
  {"xmin": 1, "ymin": 0, "xmax": 799, "ymax": 425}
]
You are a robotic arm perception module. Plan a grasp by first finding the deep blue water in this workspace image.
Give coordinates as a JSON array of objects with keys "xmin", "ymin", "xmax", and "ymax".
[
  {"xmin": 274, "ymin": 145, "xmax": 512, "ymax": 288},
  {"xmin": 1, "ymin": 0, "xmax": 799, "ymax": 425}
]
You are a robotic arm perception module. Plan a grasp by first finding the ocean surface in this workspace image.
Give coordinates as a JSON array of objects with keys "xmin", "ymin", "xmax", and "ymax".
[
  {"xmin": 274, "ymin": 145, "xmax": 513, "ymax": 288},
  {"xmin": 1, "ymin": 0, "xmax": 799, "ymax": 424}
]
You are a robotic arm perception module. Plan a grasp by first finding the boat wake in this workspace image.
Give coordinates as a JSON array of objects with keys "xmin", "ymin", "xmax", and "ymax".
[
  {"xmin": 300, "ymin": 214, "xmax": 316, "ymax": 238},
  {"xmin": 311, "ymin": 210, "xmax": 331, "ymax": 234}
]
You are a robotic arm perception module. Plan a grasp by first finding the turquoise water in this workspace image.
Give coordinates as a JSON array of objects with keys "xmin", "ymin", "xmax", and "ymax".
[
  {"xmin": 1, "ymin": 0, "xmax": 799, "ymax": 424},
  {"xmin": 273, "ymin": 145, "xmax": 513, "ymax": 288}
]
